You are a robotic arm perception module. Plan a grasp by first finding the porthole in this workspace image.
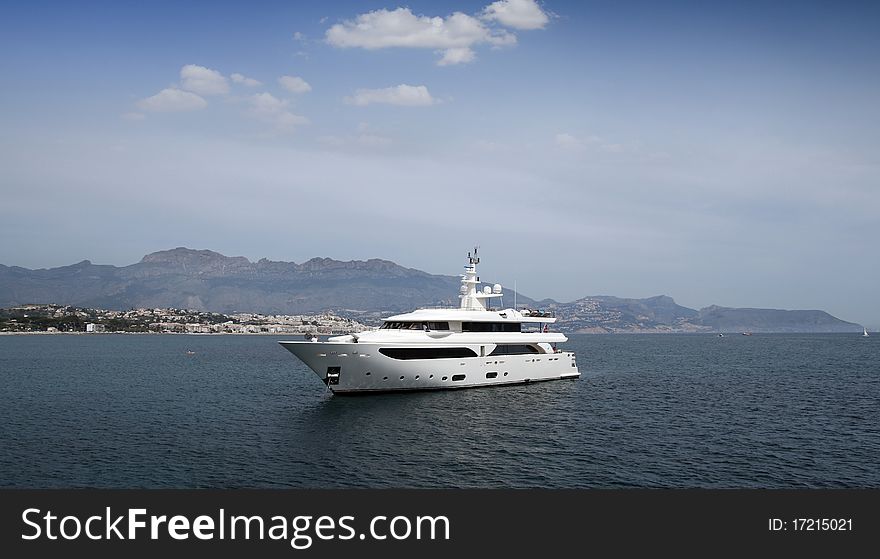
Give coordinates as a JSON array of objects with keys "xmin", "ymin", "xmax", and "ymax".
[
  {"xmin": 504, "ymin": 372, "xmax": 508, "ymax": 376},
  {"xmin": 399, "ymin": 375, "xmax": 405, "ymax": 380},
  {"xmin": 366, "ymin": 371, "xmax": 371, "ymax": 376},
  {"xmin": 383, "ymin": 376, "xmax": 388, "ymax": 381},
  {"xmin": 415, "ymin": 375, "xmax": 420, "ymax": 380},
  {"xmin": 442, "ymin": 376, "xmax": 448, "ymax": 381},
  {"xmin": 429, "ymin": 374, "xmax": 434, "ymax": 379}
]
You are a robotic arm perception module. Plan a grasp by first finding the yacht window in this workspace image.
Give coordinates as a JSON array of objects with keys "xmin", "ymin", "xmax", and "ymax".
[
  {"xmin": 426, "ymin": 322, "xmax": 449, "ymax": 331},
  {"xmin": 486, "ymin": 372, "xmax": 498, "ymax": 379},
  {"xmin": 451, "ymin": 374, "xmax": 466, "ymax": 381},
  {"xmin": 461, "ymin": 322, "xmax": 521, "ymax": 332},
  {"xmin": 380, "ymin": 321, "xmax": 428, "ymax": 329},
  {"xmin": 379, "ymin": 347, "xmax": 478, "ymax": 360},
  {"xmin": 488, "ymin": 344, "xmax": 539, "ymax": 356}
]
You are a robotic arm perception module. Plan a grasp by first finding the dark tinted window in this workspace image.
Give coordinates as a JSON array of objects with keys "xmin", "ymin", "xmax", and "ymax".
[
  {"xmin": 379, "ymin": 347, "xmax": 478, "ymax": 360},
  {"xmin": 452, "ymin": 374, "xmax": 466, "ymax": 381},
  {"xmin": 486, "ymin": 372, "xmax": 498, "ymax": 379},
  {"xmin": 488, "ymin": 344, "xmax": 539, "ymax": 356},
  {"xmin": 381, "ymin": 321, "xmax": 428, "ymax": 330},
  {"xmin": 426, "ymin": 322, "xmax": 449, "ymax": 330},
  {"xmin": 461, "ymin": 322, "xmax": 521, "ymax": 332}
]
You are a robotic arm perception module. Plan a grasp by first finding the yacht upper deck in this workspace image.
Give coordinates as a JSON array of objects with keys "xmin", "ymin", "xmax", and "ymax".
[
  {"xmin": 384, "ymin": 307, "xmax": 556, "ymax": 324},
  {"xmin": 381, "ymin": 247, "xmax": 556, "ymax": 325}
]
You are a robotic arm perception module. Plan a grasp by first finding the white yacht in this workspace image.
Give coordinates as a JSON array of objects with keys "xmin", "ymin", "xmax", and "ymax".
[{"xmin": 279, "ymin": 248, "xmax": 580, "ymax": 394}]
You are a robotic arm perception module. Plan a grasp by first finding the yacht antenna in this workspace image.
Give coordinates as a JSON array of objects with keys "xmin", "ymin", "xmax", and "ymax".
[{"xmin": 514, "ymin": 280, "xmax": 517, "ymax": 310}]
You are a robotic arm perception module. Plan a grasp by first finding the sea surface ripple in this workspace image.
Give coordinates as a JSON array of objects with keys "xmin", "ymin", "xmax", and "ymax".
[{"xmin": 1, "ymin": 333, "xmax": 878, "ymax": 488}]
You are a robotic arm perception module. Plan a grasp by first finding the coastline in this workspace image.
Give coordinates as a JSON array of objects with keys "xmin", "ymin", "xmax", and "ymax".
[
  {"xmin": 0, "ymin": 331, "xmax": 354, "ymax": 336},
  {"xmin": 1, "ymin": 330, "xmax": 867, "ymax": 336}
]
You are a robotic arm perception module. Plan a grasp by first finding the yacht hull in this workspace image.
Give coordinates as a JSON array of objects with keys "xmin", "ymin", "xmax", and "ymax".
[{"xmin": 279, "ymin": 341, "xmax": 580, "ymax": 394}]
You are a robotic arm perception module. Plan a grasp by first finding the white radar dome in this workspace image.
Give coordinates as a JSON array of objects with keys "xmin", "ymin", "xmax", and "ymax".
[
  {"xmin": 492, "ymin": 284, "xmax": 502, "ymax": 294},
  {"xmin": 483, "ymin": 286, "xmax": 492, "ymax": 294},
  {"xmin": 460, "ymin": 285, "xmax": 468, "ymax": 294}
]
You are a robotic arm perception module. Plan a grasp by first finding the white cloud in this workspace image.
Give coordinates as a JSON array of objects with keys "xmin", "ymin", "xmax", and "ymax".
[
  {"xmin": 555, "ymin": 133, "xmax": 584, "ymax": 150},
  {"xmin": 179, "ymin": 64, "xmax": 229, "ymax": 96},
  {"xmin": 278, "ymin": 75, "xmax": 312, "ymax": 94},
  {"xmin": 275, "ymin": 112, "xmax": 310, "ymax": 129},
  {"xmin": 325, "ymin": 7, "xmax": 515, "ymax": 65},
  {"xmin": 231, "ymin": 73, "xmax": 262, "ymax": 87},
  {"xmin": 345, "ymin": 84, "xmax": 436, "ymax": 107},
  {"xmin": 121, "ymin": 112, "xmax": 146, "ymax": 121},
  {"xmin": 249, "ymin": 92, "xmax": 288, "ymax": 114},
  {"xmin": 482, "ymin": 0, "xmax": 549, "ymax": 30},
  {"xmin": 247, "ymin": 92, "xmax": 308, "ymax": 131},
  {"xmin": 293, "ymin": 31, "xmax": 306, "ymax": 42},
  {"xmin": 137, "ymin": 88, "xmax": 207, "ymax": 112},
  {"xmin": 437, "ymin": 47, "xmax": 476, "ymax": 66}
]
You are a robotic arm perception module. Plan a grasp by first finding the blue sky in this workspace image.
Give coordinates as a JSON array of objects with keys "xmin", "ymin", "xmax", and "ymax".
[{"xmin": 2, "ymin": 1, "xmax": 878, "ymax": 326}]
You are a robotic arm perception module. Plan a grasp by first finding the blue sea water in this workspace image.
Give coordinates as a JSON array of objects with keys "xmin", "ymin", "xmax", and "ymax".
[{"xmin": 0, "ymin": 333, "xmax": 877, "ymax": 488}]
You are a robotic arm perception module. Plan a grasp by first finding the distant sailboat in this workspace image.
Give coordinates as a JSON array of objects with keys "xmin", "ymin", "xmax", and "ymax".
[{"xmin": 864, "ymin": 327, "xmax": 870, "ymax": 338}]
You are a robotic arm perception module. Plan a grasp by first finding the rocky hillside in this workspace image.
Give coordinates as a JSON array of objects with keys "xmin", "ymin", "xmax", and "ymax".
[
  {"xmin": 0, "ymin": 248, "xmax": 535, "ymax": 315},
  {"xmin": 548, "ymin": 296, "xmax": 859, "ymax": 333},
  {"xmin": 0, "ymin": 248, "xmax": 860, "ymax": 332}
]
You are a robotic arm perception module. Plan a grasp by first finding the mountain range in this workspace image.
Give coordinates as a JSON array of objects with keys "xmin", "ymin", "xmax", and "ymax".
[{"xmin": 0, "ymin": 247, "xmax": 861, "ymax": 333}]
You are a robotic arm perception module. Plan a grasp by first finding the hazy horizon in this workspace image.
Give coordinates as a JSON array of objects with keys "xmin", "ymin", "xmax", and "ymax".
[{"xmin": 2, "ymin": 1, "xmax": 878, "ymax": 327}]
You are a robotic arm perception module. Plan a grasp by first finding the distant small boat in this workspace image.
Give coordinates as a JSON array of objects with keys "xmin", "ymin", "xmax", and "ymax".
[
  {"xmin": 185, "ymin": 350, "xmax": 195, "ymax": 355},
  {"xmin": 741, "ymin": 332, "xmax": 752, "ymax": 336},
  {"xmin": 717, "ymin": 333, "xmax": 724, "ymax": 337},
  {"xmin": 864, "ymin": 327, "xmax": 870, "ymax": 338}
]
